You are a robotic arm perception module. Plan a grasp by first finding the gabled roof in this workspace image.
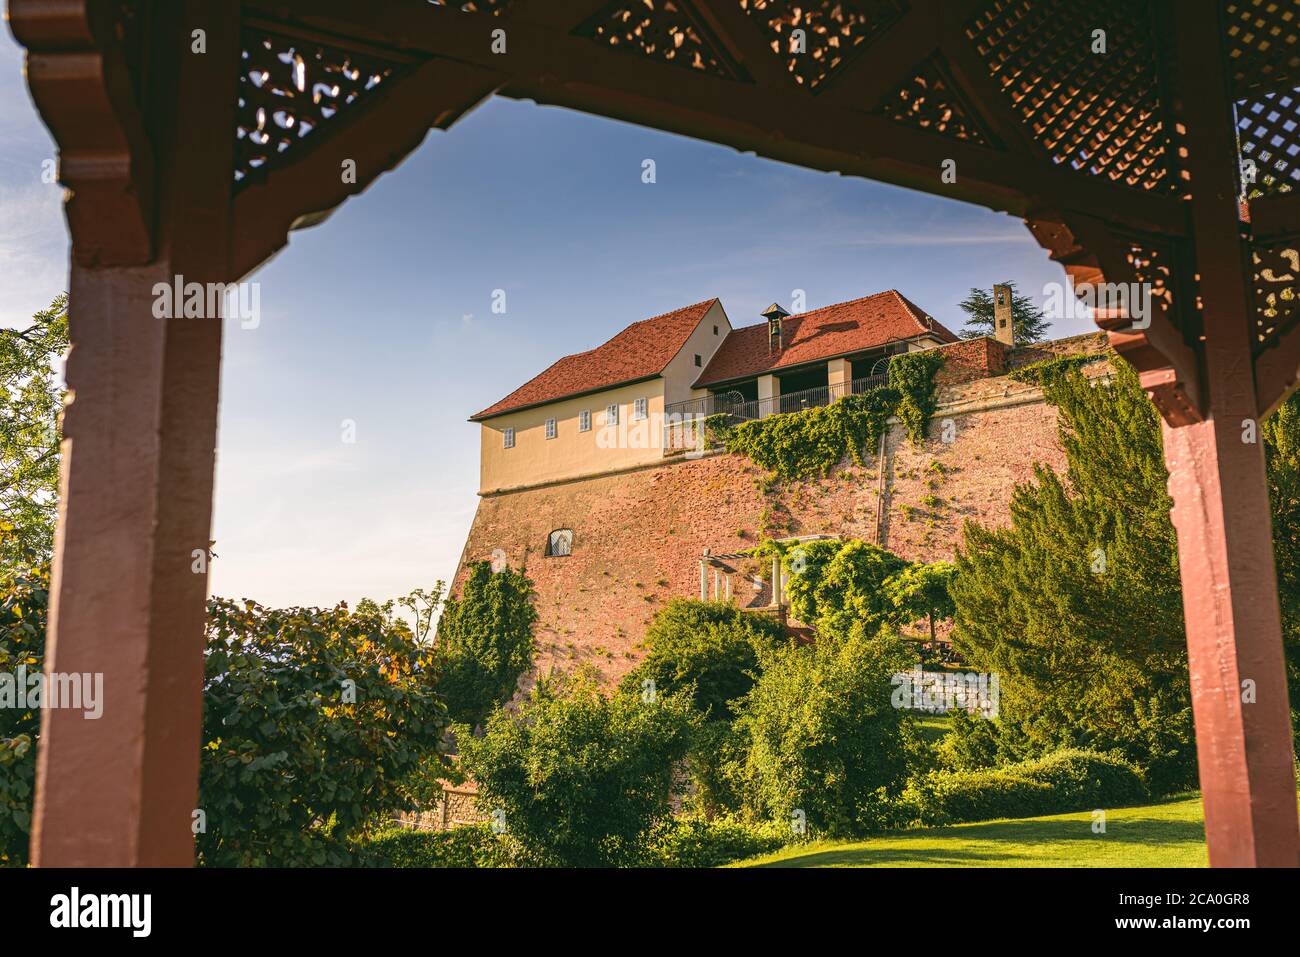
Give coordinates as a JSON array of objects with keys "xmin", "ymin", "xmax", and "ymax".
[
  {"xmin": 695, "ymin": 290, "xmax": 958, "ymax": 387},
  {"xmin": 471, "ymin": 299, "xmax": 718, "ymax": 420}
]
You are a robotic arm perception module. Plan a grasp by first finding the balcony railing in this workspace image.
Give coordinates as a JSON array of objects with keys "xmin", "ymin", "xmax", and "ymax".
[{"xmin": 662, "ymin": 374, "xmax": 890, "ymax": 454}]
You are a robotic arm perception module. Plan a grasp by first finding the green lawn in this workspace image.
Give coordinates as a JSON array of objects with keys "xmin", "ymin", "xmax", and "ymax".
[{"xmin": 733, "ymin": 794, "xmax": 1208, "ymax": 868}]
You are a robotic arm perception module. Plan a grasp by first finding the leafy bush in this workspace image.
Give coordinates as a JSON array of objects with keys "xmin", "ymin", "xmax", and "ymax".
[
  {"xmin": 0, "ymin": 562, "xmax": 47, "ymax": 866},
  {"xmin": 199, "ymin": 598, "xmax": 449, "ymax": 867},
  {"xmin": 433, "ymin": 561, "xmax": 537, "ymax": 727},
  {"xmin": 933, "ymin": 709, "xmax": 1005, "ymax": 772},
  {"xmin": 457, "ymin": 670, "xmax": 696, "ymax": 867},
  {"xmin": 620, "ymin": 599, "xmax": 785, "ymax": 719},
  {"xmin": 642, "ymin": 816, "xmax": 787, "ymax": 868},
  {"xmin": 901, "ymin": 748, "xmax": 1147, "ymax": 826},
  {"xmin": 726, "ymin": 389, "xmax": 898, "ymax": 480},
  {"xmin": 734, "ymin": 631, "xmax": 915, "ymax": 837},
  {"xmin": 356, "ymin": 824, "xmax": 513, "ymax": 868}
]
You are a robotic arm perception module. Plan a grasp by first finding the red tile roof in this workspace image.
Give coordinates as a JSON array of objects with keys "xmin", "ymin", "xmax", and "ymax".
[
  {"xmin": 471, "ymin": 299, "xmax": 718, "ymax": 420},
  {"xmin": 695, "ymin": 290, "xmax": 958, "ymax": 387}
]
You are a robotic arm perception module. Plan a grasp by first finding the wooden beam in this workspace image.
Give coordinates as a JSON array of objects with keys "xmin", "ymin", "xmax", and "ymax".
[
  {"xmin": 1250, "ymin": 192, "xmax": 1300, "ymax": 243},
  {"xmin": 31, "ymin": 0, "xmax": 239, "ymax": 867},
  {"xmin": 814, "ymin": 0, "xmax": 943, "ymax": 109},
  {"xmin": 1166, "ymin": 0, "xmax": 1300, "ymax": 868},
  {"xmin": 1256, "ymin": 318, "xmax": 1300, "ymax": 418},
  {"xmin": 9, "ymin": 0, "xmax": 157, "ymax": 265},
  {"xmin": 693, "ymin": 0, "xmax": 791, "ymax": 89},
  {"xmin": 232, "ymin": 58, "xmax": 501, "ymax": 280},
  {"xmin": 243, "ymin": 0, "xmax": 1188, "ymax": 237}
]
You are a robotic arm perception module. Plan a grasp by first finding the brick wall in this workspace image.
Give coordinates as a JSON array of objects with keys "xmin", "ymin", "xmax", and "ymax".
[
  {"xmin": 933, "ymin": 336, "xmax": 1007, "ymax": 385},
  {"xmin": 455, "ymin": 339, "xmax": 1108, "ymax": 685}
]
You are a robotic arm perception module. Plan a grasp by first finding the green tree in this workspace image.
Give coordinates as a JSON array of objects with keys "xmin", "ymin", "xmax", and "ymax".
[
  {"xmin": 781, "ymin": 538, "xmax": 910, "ymax": 636},
  {"xmin": 0, "ymin": 295, "xmax": 68, "ymax": 569},
  {"xmin": 734, "ymin": 630, "xmax": 915, "ymax": 837},
  {"xmin": 885, "ymin": 560, "xmax": 957, "ymax": 643},
  {"xmin": 1264, "ymin": 393, "xmax": 1300, "ymax": 736},
  {"xmin": 619, "ymin": 598, "xmax": 785, "ymax": 720},
  {"xmin": 957, "ymin": 282, "xmax": 1049, "ymax": 345},
  {"xmin": 200, "ymin": 597, "xmax": 449, "ymax": 866},
  {"xmin": 950, "ymin": 359, "xmax": 1200, "ymax": 792},
  {"xmin": 457, "ymin": 670, "xmax": 696, "ymax": 867},
  {"xmin": 433, "ymin": 561, "xmax": 538, "ymax": 727},
  {"xmin": 0, "ymin": 561, "xmax": 48, "ymax": 865}
]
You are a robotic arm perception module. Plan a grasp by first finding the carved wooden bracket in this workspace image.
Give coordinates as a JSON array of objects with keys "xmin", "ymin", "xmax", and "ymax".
[
  {"xmin": 1026, "ymin": 210, "xmax": 1204, "ymax": 426},
  {"xmin": 8, "ymin": 0, "xmax": 157, "ymax": 266}
]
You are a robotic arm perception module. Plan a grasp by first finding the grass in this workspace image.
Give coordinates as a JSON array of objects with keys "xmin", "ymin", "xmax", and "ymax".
[{"xmin": 732, "ymin": 794, "xmax": 1208, "ymax": 868}]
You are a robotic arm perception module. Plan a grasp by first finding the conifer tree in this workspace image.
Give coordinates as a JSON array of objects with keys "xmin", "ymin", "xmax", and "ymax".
[{"xmin": 957, "ymin": 282, "xmax": 1050, "ymax": 344}]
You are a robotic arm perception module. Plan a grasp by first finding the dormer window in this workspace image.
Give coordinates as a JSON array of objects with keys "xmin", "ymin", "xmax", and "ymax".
[
  {"xmin": 545, "ymin": 417, "xmax": 557, "ymax": 439},
  {"xmin": 633, "ymin": 397, "xmax": 648, "ymax": 420},
  {"xmin": 694, "ymin": 354, "xmax": 702, "ymax": 367},
  {"xmin": 546, "ymin": 528, "xmax": 573, "ymax": 557},
  {"xmin": 606, "ymin": 403, "xmax": 619, "ymax": 425},
  {"xmin": 503, "ymin": 427, "xmax": 515, "ymax": 449},
  {"xmin": 713, "ymin": 325, "xmax": 718, "ymax": 335}
]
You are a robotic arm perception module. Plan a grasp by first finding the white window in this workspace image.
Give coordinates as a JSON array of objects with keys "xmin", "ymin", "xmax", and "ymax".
[
  {"xmin": 503, "ymin": 427, "xmax": 515, "ymax": 449},
  {"xmin": 633, "ymin": 397, "xmax": 648, "ymax": 421},
  {"xmin": 545, "ymin": 417, "xmax": 557, "ymax": 439},
  {"xmin": 579, "ymin": 410, "xmax": 591, "ymax": 432},
  {"xmin": 606, "ymin": 403, "xmax": 619, "ymax": 425}
]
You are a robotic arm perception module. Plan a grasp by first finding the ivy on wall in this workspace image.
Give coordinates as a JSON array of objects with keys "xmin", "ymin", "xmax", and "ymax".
[
  {"xmin": 1007, "ymin": 353, "xmax": 1107, "ymax": 386},
  {"xmin": 887, "ymin": 349, "xmax": 946, "ymax": 446},
  {"xmin": 724, "ymin": 388, "xmax": 900, "ymax": 481}
]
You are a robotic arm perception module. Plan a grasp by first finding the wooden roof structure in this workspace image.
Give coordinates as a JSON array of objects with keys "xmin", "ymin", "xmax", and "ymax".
[{"xmin": 8, "ymin": 0, "xmax": 1299, "ymax": 866}]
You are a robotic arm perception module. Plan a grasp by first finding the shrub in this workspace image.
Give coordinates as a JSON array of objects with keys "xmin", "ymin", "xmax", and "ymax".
[
  {"xmin": 620, "ymin": 599, "xmax": 785, "ymax": 720},
  {"xmin": 457, "ymin": 670, "xmax": 697, "ymax": 867},
  {"xmin": 734, "ymin": 631, "xmax": 915, "ymax": 837},
  {"xmin": 642, "ymin": 816, "xmax": 787, "ymax": 868},
  {"xmin": 433, "ymin": 561, "xmax": 537, "ymax": 727},
  {"xmin": 901, "ymin": 748, "xmax": 1147, "ymax": 826},
  {"xmin": 0, "ymin": 562, "xmax": 47, "ymax": 866},
  {"xmin": 356, "ymin": 824, "xmax": 513, "ymax": 868},
  {"xmin": 199, "ymin": 598, "xmax": 449, "ymax": 867}
]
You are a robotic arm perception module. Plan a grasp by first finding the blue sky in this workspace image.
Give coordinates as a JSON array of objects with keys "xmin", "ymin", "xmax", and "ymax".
[{"xmin": 1, "ymin": 34, "xmax": 1090, "ymax": 608}]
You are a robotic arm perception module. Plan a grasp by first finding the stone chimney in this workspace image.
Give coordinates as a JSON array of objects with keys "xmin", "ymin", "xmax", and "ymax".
[
  {"xmin": 992, "ymin": 283, "xmax": 1015, "ymax": 346},
  {"xmin": 762, "ymin": 302, "xmax": 789, "ymax": 353}
]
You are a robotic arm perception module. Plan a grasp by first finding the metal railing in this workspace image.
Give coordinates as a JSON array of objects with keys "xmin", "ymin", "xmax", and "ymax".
[{"xmin": 662, "ymin": 374, "xmax": 891, "ymax": 454}]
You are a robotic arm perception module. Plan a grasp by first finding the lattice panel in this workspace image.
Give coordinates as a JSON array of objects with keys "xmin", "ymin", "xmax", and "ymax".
[
  {"xmin": 738, "ymin": 0, "xmax": 907, "ymax": 90},
  {"xmin": 875, "ymin": 55, "xmax": 991, "ymax": 144},
  {"xmin": 577, "ymin": 1, "xmax": 738, "ymax": 78},
  {"xmin": 1253, "ymin": 242, "xmax": 1300, "ymax": 351},
  {"xmin": 967, "ymin": 0, "xmax": 1179, "ymax": 192},
  {"xmin": 1236, "ymin": 87, "xmax": 1300, "ymax": 196},
  {"xmin": 1225, "ymin": 0, "xmax": 1300, "ymax": 97},
  {"xmin": 427, "ymin": 0, "xmax": 513, "ymax": 11},
  {"xmin": 235, "ymin": 30, "xmax": 402, "ymax": 186}
]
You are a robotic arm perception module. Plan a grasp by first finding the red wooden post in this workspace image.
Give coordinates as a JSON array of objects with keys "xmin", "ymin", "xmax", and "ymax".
[
  {"xmin": 1166, "ymin": 3, "xmax": 1300, "ymax": 867},
  {"xmin": 30, "ymin": 2, "xmax": 239, "ymax": 866}
]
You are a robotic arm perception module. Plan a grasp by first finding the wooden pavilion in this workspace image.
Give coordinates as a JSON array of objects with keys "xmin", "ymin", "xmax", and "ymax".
[{"xmin": 7, "ymin": 0, "xmax": 1299, "ymax": 866}]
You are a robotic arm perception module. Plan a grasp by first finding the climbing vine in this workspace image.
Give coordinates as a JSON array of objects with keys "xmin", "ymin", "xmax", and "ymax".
[
  {"xmin": 725, "ymin": 389, "xmax": 899, "ymax": 481},
  {"xmin": 887, "ymin": 350, "xmax": 946, "ymax": 446},
  {"xmin": 1007, "ymin": 353, "xmax": 1107, "ymax": 386}
]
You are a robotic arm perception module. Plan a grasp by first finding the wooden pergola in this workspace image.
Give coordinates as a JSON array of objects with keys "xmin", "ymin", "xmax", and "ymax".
[{"xmin": 8, "ymin": 0, "xmax": 1298, "ymax": 866}]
